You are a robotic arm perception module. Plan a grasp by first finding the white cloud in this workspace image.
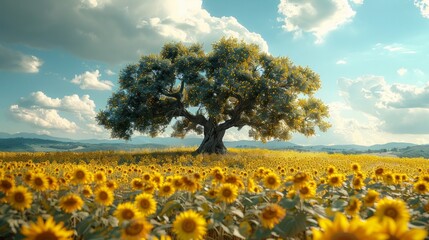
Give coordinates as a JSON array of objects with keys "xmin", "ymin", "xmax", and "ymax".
[
  {"xmin": 414, "ymin": 0, "xmax": 429, "ymax": 18},
  {"xmin": 71, "ymin": 70, "xmax": 114, "ymax": 90},
  {"xmin": 18, "ymin": 91, "xmax": 96, "ymax": 118},
  {"xmin": 338, "ymin": 75, "xmax": 429, "ymax": 134},
  {"xmin": 397, "ymin": 68, "xmax": 407, "ymax": 76},
  {"xmin": 106, "ymin": 69, "xmax": 115, "ymax": 76},
  {"xmin": 351, "ymin": 0, "xmax": 364, "ymax": 4},
  {"xmin": 0, "ymin": 0, "xmax": 268, "ymax": 64},
  {"xmin": 336, "ymin": 59, "xmax": 347, "ymax": 64},
  {"xmin": 277, "ymin": 0, "xmax": 356, "ymax": 43},
  {"xmin": 373, "ymin": 43, "xmax": 416, "ymax": 54},
  {"xmin": 0, "ymin": 45, "xmax": 43, "ymax": 73},
  {"xmin": 10, "ymin": 105, "xmax": 78, "ymax": 132}
]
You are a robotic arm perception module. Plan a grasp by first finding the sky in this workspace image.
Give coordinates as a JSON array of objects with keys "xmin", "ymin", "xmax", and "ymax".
[{"xmin": 1, "ymin": 0, "xmax": 429, "ymax": 146}]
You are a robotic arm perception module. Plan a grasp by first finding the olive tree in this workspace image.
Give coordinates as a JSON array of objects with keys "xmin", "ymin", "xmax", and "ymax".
[{"xmin": 97, "ymin": 38, "xmax": 330, "ymax": 154}]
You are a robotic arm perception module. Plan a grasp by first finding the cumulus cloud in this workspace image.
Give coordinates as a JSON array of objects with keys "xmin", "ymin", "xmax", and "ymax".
[
  {"xmin": 18, "ymin": 91, "xmax": 96, "ymax": 118},
  {"xmin": 277, "ymin": 0, "xmax": 356, "ymax": 43},
  {"xmin": 338, "ymin": 75, "xmax": 429, "ymax": 134},
  {"xmin": 10, "ymin": 105, "xmax": 78, "ymax": 132},
  {"xmin": 397, "ymin": 68, "xmax": 407, "ymax": 76},
  {"xmin": 414, "ymin": 0, "xmax": 429, "ymax": 18},
  {"xmin": 71, "ymin": 70, "xmax": 114, "ymax": 90},
  {"xmin": 336, "ymin": 59, "xmax": 347, "ymax": 64},
  {"xmin": 0, "ymin": 45, "xmax": 43, "ymax": 73},
  {"xmin": 373, "ymin": 43, "xmax": 416, "ymax": 54},
  {"xmin": 0, "ymin": 0, "xmax": 268, "ymax": 64},
  {"xmin": 351, "ymin": 0, "xmax": 364, "ymax": 4}
]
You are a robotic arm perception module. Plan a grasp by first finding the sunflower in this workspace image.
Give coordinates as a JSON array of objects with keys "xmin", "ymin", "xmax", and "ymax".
[
  {"xmin": 21, "ymin": 216, "xmax": 73, "ymax": 240},
  {"xmin": 82, "ymin": 186, "xmax": 93, "ymax": 198},
  {"xmin": 173, "ymin": 210, "xmax": 207, "ymax": 240},
  {"xmin": 72, "ymin": 166, "xmax": 91, "ymax": 185},
  {"xmin": 351, "ymin": 162, "xmax": 361, "ymax": 172},
  {"xmin": 378, "ymin": 218, "xmax": 427, "ymax": 240},
  {"xmin": 327, "ymin": 174, "xmax": 345, "ymax": 187},
  {"xmin": 298, "ymin": 183, "xmax": 315, "ymax": 199},
  {"xmin": 352, "ymin": 177, "xmax": 365, "ymax": 190},
  {"xmin": 105, "ymin": 180, "xmax": 118, "ymax": 190},
  {"xmin": 375, "ymin": 198, "xmax": 410, "ymax": 223},
  {"xmin": 263, "ymin": 172, "xmax": 281, "ymax": 190},
  {"xmin": 30, "ymin": 173, "xmax": 49, "ymax": 191},
  {"xmin": 131, "ymin": 178, "xmax": 144, "ymax": 190},
  {"xmin": 121, "ymin": 218, "xmax": 153, "ymax": 240},
  {"xmin": 158, "ymin": 182, "xmax": 175, "ymax": 197},
  {"xmin": 364, "ymin": 189, "xmax": 379, "ymax": 207},
  {"xmin": 0, "ymin": 178, "xmax": 15, "ymax": 193},
  {"xmin": 413, "ymin": 181, "xmax": 429, "ymax": 194},
  {"xmin": 182, "ymin": 176, "xmax": 200, "ymax": 193},
  {"xmin": 7, "ymin": 186, "xmax": 33, "ymax": 211},
  {"xmin": 345, "ymin": 197, "xmax": 361, "ymax": 216},
  {"xmin": 326, "ymin": 165, "xmax": 337, "ymax": 175},
  {"xmin": 94, "ymin": 171, "xmax": 106, "ymax": 183},
  {"xmin": 23, "ymin": 172, "xmax": 33, "ymax": 185},
  {"xmin": 172, "ymin": 176, "xmax": 184, "ymax": 190},
  {"xmin": 217, "ymin": 183, "xmax": 238, "ymax": 204},
  {"xmin": 59, "ymin": 194, "xmax": 84, "ymax": 213},
  {"xmin": 134, "ymin": 193, "xmax": 157, "ymax": 216},
  {"xmin": 94, "ymin": 186, "xmax": 114, "ymax": 206},
  {"xmin": 114, "ymin": 202, "xmax": 141, "ymax": 224},
  {"xmin": 312, "ymin": 212, "xmax": 383, "ymax": 240},
  {"xmin": 260, "ymin": 204, "xmax": 286, "ymax": 229},
  {"xmin": 47, "ymin": 176, "xmax": 59, "ymax": 190},
  {"xmin": 292, "ymin": 172, "xmax": 310, "ymax": 188}
]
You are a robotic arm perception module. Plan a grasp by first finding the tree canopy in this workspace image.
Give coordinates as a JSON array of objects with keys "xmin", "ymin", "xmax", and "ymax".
[{"xmin": 97, "ymin": 38, "xmax": 330, "ymax": 154}]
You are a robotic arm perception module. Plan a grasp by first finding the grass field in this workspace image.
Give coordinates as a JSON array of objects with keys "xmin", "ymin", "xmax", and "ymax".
[{"xmin": 1, "ymin": 148, "xmax": 428, "ymax": 239}]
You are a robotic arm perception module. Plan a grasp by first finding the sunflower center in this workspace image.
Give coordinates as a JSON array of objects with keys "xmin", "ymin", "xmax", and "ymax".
[
  {"xmin": 376, "ymin": 168, "xmax": 384, "ymax": 175},
  {"xmin": 64, "ymin": 197, "xmax": 77, "ymax": 206},
  {"xmin": 34, "ymin": 230, "xmax": 59, "ymax": 240},
  {"xmin": 134, "ymin": 182, "xmax": 143, "ymax": 188},
  {"xmin": 384, "ymin": 207, "xmax": 398, "ymax": 219},
  {"xmin": 330, "ymin": 177, "xmax": 339, "ymax": 183},
  {"xmin": 222, "ymin": 188, "xmax": 232, "ymax": 197},
  {"xmin": 125, "ymin": 222, "xmax": 143, "ymax": 236},
  {"xmin": 331, "ymin": 232, "xmax": 359, "ymax": 240},
  {"xmin": 34, "ymin": 177, "xmax": 44, "ymax": 186},
  {"xmin": 387, "ymin": 237, "xmax": 400, "ymax": 240},
  {"xmin": 215, "ymin": 173, "xmax": 223, "ymax": 180},
  {"xmin": 144, "ymin": 175, "xmax": 150, "ymax": 181},
  {"xmin": 14, "ymin": 192, "xmax": 25, "ymax": 203},
  {"xmin": 139, "ymin": 199, "xmax": 150, "ymax": 209},
  {"xmin": 99, "ymin": 191, "xmax": 108, "ymax": 200},
  {"xmin": 122, "ymin": 209, "xmax": 135, "ymax": 220},
  {"xmin": 418, "ymin": 184, "xmax": 426, "ymax": 191},
  {"xmin": 299, "ymin": 187, "xmax": 309, "ymax": 195},
  {"xmin": 262, "ymin": 208, "xmax": 277, "ymax": 220},
  {"xmin": 267, "ymin": 177, "xmax": 276, "ymax": 185},
  {"xmin": 182, "ymin": 219, "xmax": 197, "ymax": 233},
  {"xmin": 1, "ymin": 180, "xmax": 12, "ymax": 189},
  {"xmin": 163, "ymin": 186, "xmax": 171, "ymax": 192},
  {"xmin": 75, "ymin": 170, "xmax": 85, "ymax": 179}
]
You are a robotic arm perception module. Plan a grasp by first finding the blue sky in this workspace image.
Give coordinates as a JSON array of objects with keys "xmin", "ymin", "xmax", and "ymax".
[{"xmin": 1, "ymin": 0, "xmax": 429, "ymax": 145}]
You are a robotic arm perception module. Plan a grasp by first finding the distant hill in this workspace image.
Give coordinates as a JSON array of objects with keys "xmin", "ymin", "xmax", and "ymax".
[
  {"xmin": 397, "ymin": 145, "xmax": 429, "ymax": 158},
  {"xmin": 0, "ymin": 132, "xmax": 427, "ymax": 158}
]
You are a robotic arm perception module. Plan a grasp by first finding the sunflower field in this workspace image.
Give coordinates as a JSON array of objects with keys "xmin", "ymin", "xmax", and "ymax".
[{"xmin": 0, "ymin": 148, "xmax": 429, "ymax": 240}]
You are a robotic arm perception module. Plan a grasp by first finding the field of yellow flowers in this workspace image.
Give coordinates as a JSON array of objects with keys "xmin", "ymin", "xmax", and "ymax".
[{"xmin": 1, "ymin": 148, "xmax": 429, "ymax": 240}]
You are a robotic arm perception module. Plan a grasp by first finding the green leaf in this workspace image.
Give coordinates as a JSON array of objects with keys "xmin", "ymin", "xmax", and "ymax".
[
  {"xmin": 332, "ymin": 199, "xmax": 348, "ymax": 210},
  {"xmin": 276, "ymin": 212, "xmax": 307, "ymax": 237},
  {"xmin": 159, "ymin": 200, "xmax": 181, "ymax": 216},
  {"xmin": 77, "ymin": 215, "xmax": 93, "ymax": 236},
  {"xmin": 278, "ymin": 195, "xmax": 299, "ymax": 209}
]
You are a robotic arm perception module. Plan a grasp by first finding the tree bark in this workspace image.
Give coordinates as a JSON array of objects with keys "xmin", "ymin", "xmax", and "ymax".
[{"xmin": 195, "ymin": 126, "xmax": 227, "ymax": 154}]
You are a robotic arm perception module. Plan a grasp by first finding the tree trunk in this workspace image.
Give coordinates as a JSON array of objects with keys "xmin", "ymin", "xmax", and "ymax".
[{"xmin": 195, "ymin": 126, "xmax": 227, "ymax": 154}]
